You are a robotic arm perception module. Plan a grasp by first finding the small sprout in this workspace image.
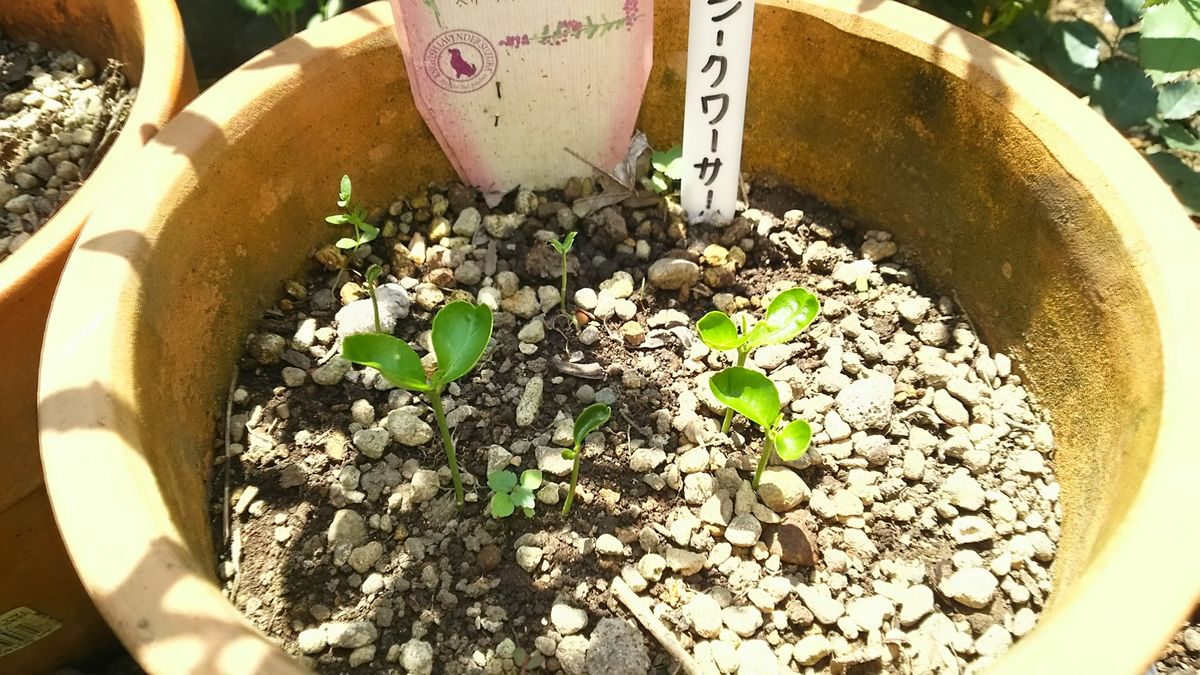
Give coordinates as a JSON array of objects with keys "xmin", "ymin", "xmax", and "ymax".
[
  {"xmin": 647, "ymin": 144, "xmax": 684, "ymax": 193},
  {"xmin": 697, "ymin": 287, "xmax": 820, "ymax": 433},
  {"xmin": 488, "ymin": 469, "xmax": 543, "ymax": 518},
  {"xmin": 549, "ymin": 231, "xmax": 577, "ymax": 318},
  {"xmin": 561, "ymin": 402, "xmax": 612, "ymax": 516},
  {"xmin": 709, "ymin": 367, "xmax": 812, "ymax": 489},
  {"xmin": 325, "ymin": 174, "xmax": 380, "ymax": 257},
  {"xmin": 513, "ymin": 646, "xmax": 545, "ymax": 672},
  {"xmin": 364, "ymin": 264, "xmax": 383, "ymax": 333},
  {"xmin": 343, "ymin": 301, "xmax": 493, "ymax": 509}
]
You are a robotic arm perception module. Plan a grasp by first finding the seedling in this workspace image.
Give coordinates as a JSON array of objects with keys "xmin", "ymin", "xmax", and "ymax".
[
  {"xmin": 549, "ymin": 231, "xmax": 577, "ymax": 317},
  {"xmin": 697, "ymin": 287, "xmax": 820, "ymax": 433},
  {"xmin": 709, "ymin": 367, "xmax": 812, "ymax": 489},
  {"xmin": 646, "ymin": 144, "xmax": 684, "ymax": 193},
  {"xmin": 488, "ymin": 469, "xmax": 543, "ymax": 518},
  {"xmin": 326, "ymin": 175, "xmax": 379, "ymax": 257},
  {"xmin": 342, "ymin": 301, "xmax": 493, "ymax": 508},
  {"xmin": 364, "ymin": 264, "xmax": 383, "ymax": 333},
  {"xmin": 513, "ymin": 645, "xmax": 545, "ymax": 672},
  {"xmin": 236, "ymin": 0, "xmax": 343, "ymax": 36},
  {"xmin": 560, "ymin": 403, "xmax": 612, "ymax": 516}
]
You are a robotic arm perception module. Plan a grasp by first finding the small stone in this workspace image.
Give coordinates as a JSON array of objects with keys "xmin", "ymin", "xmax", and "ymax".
[
  {"xmin": 516, "ymin": 546, "xmax": 543, "ymax": 572},
  {"xmin": 943, "ymin": 472, "xmax": 986, "ymax": 511},
  {"xmin": 501, "ymin": 287, "xmax": 540, "ymax": 318},
  {"xmin": 596, "ymin": 534, "xmax": 625, "ymax": 556},
  {"xmin": 975, "ymin": 624, "xmax": 1013, "ymax": 657},
  {"xmin": 766, "ymin": 512, "xmax": 817, "ymax": 566},
  {"xmin": 328, "ymin": 509, "xmax": 367, "ymax": 547},
  {"xmin": 552, "ymin": 604, "xmax": 589, "ymax": 635},
  {"xmin": 387, "ymin": 410, "xmax": 434, "ymax": 446},
  {"xmin": 400, "ymin": 638, "xmax": 434, "ymax": 674},
  {"xmin": 735, "ymin": 640, "xmax": 778, "ymax": 674},
  {"xmin": 353, "ymin": 428, "xmax": 390, "ymax": 459},
  {"xmin": 951, "ymin": 515, "xmax": 996, "ymax": 544},
  {"xmin": 725, "ymin": 514, "xmax": 762, "ymax": 547},
  {"xmin": 665, "ymin": 547, "xmax": 706, "ymax": 576},
  {"xmin": 585, "ymin": 618, "xmax": 650, "ymax": 675},
  {"xmin": 348, "ymin": 541, "xmax": 384, "ymax": 573},
  {"xmin": 518, "ymin": 318, "xmax": 546, "ymax": 344},
  {"xmin": 756, "ymin": 467, "xmax": 809, "ymax": 512},
  {"xmin": 516, "ymin": 376, "xmax": 544, "ymax": 427},
  {"xmin": 796, "ymin": 585, "xmax": 845, "ymax": 625},
  {"xmin": 1016, "ymin": 450, "xmax": 1046, "ymax": 474},
  {"xmin": 536, "ymin": 445, "xmax": 574, "ymax": 476},
  {"xmin": 678, "ymin": 447, "xmax": 710, "ymax": 473},
  {"xmin": 558, "ymin": 635, "xmax": 590, "ymax": 675},
  {"xmin": 297, "ymin": 627, "xmax": 328, "ymax": 654},
  {"xmin": 349, "ymin": 644, "xmax": 376, "ymax": 667},
  {"xmin": 687, "ymin": 594, "xmax": 724, "ymax": 638},
  {"xmin": 1012, "ymin": 607, "xmax": 1037, "ymax": 637},
  {"xmin": 281, "ymin": 367, "xmax": 306, "ymax": 387},
  {"xmin": 846, "ymin": 595, "xmax": 892, "ymax": 632},
  {"xmin": 410, "ymin": 469, "xmax": 441, "ymax": 503},
  {"xmin": 247, "ymin": 333, "xmax": 285, "ymax": 364},
  {"xmin": 834, "ymin": 372, "xmax": 895, "ymax": 430},
  {"xmin": 933, "ymin": 389, "xmax": 970, "ymax": 426},
  {"xmin": 629, "ymin": 446, "xmax": 667, "ymax": 472},
  {"xmin": 899, "ymin": 585, "xmax": 935, "ymax": 626},
  {"xmin": 647, "ymin": 258, "xmax": 700, "ymax": 289},
  {"xmin": 312, "ymin": 355, "xmax": 353, "ymax": 386},
  {"xmin": 325, "ymin": 621, "xmax": 378, "ymax": 648},
  {"xmin": 793, "ymin": 634, "xmax": 832, "ymax": 666},
  {"xmin": 638, "ymin": 553, "xmax": 667, "ymax": 581},
  {"xmin": 453, "ymin": 207, "xmax": 481, "ymax": 235},
  {"xmin": 861, "ymin": 238, "xmax": 898, "ymax": 262},
  {"xmin": 902, "ymin": 449, "xmax": 925, "ymax": 481},
  {"xmin": 721, "ymin": 605, "xmax": 763, "ymax": 637},
  {"xmin": 939, "ymin": 568, "xmax": 998, "ymax": 609}
]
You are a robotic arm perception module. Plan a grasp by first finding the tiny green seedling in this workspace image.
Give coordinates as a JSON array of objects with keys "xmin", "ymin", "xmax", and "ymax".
[
  {"xmin": 560, "ymin": 402, "xmax": 612, "ymax": 516},
  {"xmin": 647, "ymin": 145, "xmax": 684, "ymax": 193},
  {"xmin": 697, "ymin": 287, "xmax": 820, "ymax": 433},
  {"xmin": 549, "ymin": 231, "xmax": 577, "ymax": 318},
  {"xmin": 326, "ymin": 175, "xmax": 379, "ymax": 257},
  {"xmin": 488, "ymin": 469, "xmax": 543, "ymax": 518},
  {"xmin": 709, "ymin": 367, "xmax": 813, "ymax": 489},
  {"xmin": 343, "ymin": 301, "xmax": 493, "ymax": 509},
  {"xmin": 364, "ymin": 264, "xmax": 383, "ymax": 333},
  {"xmin": 513, "ymin": 645, "xmax": 545, "ymax": 672},
  {"xmin": 236, "ymin": 0, "xmax": 343, "ymax": 36}
]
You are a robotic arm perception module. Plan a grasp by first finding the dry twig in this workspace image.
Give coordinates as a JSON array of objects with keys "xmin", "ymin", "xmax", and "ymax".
[{"xmin": 610, "ymin": 577, "xmax": 710, "ymax": 675}]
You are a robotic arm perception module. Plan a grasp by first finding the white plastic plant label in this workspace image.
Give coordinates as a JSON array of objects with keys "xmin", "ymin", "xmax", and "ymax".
[
  {"xmin": 680, "ymin": 0, "xmax": 755, "ymax": 224},
  {"xmin": 0, "ymin": 607, "xmax": 61, "ymax": 658},
  {"xmin": 389, "ymin": 0, "xmax": 654, "ymax": 202}
]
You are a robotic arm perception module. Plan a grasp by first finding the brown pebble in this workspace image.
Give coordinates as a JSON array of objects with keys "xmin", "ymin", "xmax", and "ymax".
[{"xmin": 478, "ymin": 544, "xmax": 502, "ymax": 572}]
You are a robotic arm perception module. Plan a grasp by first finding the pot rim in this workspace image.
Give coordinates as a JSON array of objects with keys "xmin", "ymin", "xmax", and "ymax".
[{"xmin": 36, "ymin": 2, "xmax": 1200, "ymax": 674}]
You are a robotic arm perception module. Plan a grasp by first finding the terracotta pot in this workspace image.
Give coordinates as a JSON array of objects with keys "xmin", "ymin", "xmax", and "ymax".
[
  {"xmin": 36, "ymin": 1, "xmax": 1199, "ymax": 673},
  {"xmin": 0, "ymin": 0, "xmax": 195, "ymax": 671}
]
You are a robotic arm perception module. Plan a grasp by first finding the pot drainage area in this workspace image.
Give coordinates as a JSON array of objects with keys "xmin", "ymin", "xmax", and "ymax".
[
  {"xmin": 207, "ymin": 162, "xmax": 1068, "ymax": 675},
  {"xmin": 0, "ymin": 27, "xmax": 135, "ymax": 263}
]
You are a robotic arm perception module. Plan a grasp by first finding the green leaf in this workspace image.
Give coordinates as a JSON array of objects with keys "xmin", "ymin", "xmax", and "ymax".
[
  {"xmin": 326, "ymin": 214, "xmax": 350, "ymax": 225},
  {"xmin": 745, "ymin": 288, "xmax": 821, "ymax": 350},
  {"xmin": 520, "ymin": 469, "xmax": 544, "ymax": 490},
  {"xmin": 1042, "ymin": 20, "xmax": 1104, "ymax": 92},
  {"xmin": 522, "ymin": 507, "xmax": 536, "ymax": 518},
  {"xmin": 338, "ymin": 175, "xmax": 352, "ymax": 207},
  {"xmin": 236, "ymin": 0, "xmax": 272, "ymax": 14},
  {"xmin": 365, "ymin": 264, "xmax": 382, "ymax": 284},
  {"xmin": 1107, "ymin": 0, "xmax": 1144, "ymax": 27},
  {"xmin": 650, "ymin": 173, "xmax": 670, "ymax": 193},
  {"xmin": 431, "ymin": 301, "xmax": 493, "ymax": 385},
  {"xmin": 773, "ymin": 419, "xmax": 813, "ymax": 461},
  {"xmin": 562, "ymin": 230, "xmax": 577, "ymax": 251},
  {"xmin": 511, "ymin": 486, "xmax": 536, "ymax": 509},
  {"xmin": 1158, "ymin": 79, "xmax": 1200, "ymax": 118},
  {"xmin": 1091, "ymin": 59, "xmax": 1158, "ymax": 129},
  {"xmin": 335, "ymin": 237, "xmax": 358, "ymax": 250},
  {"xmin": 342, "ymin": 333, "xmax": 431, "ymax": 391},
  {"xmin": 1162, "ymin": 122, "xmax": 1200, "ymax": 150},
  {"xmin": 696, "ymin": 311, "xmax": 747, "ymax": 352},
  {"xmin": 1141, "ymin": 0, "xmax": 1200, "ymax": 73},
  {"xmin": 488, "ymin": 471, "xmax": 517, "ymax": 494},
  {"xmin": 709, "ymin": 367, "xmax": 781, "ymax": 430},
  {"xmin": 573, "ymin": 403, "xmax": 612, "ymax": 448},
  {"xmin": 490, "ymin": 492, "xmax": 515, "ymax": 518},
  {"xmin": 1146, "ymin": 151, "xmax": 1200, "ymax": 214}
]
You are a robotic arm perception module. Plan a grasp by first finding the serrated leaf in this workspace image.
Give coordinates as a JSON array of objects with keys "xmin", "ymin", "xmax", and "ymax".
[
  {"xmin": 1042, "ymin": 20, "xmax": 1103, "ymax": 92},
  {"xmin": 573, "ymin": 403, "xmax": 612, "ymax": 448},
  {"xmin": 488, "ymin": 471, "xmax": 517, "ymax": 493},
  {"xmin": 521, "ymin": 469, "xmax": 544, "ymax": 490},
  {"xmin": 1107, "ymin": 0, "xmax": 1144, "ymax": 27},
  {"xmin": 1162, "ymin": 122, "xmax": 1200, "ymax": 150},
  {"xmin": 745, "ymin": 288, "xmax": 821, "ymax": 350},
  {"xmin": 1141, "ymin": 0, "xmax": 1200, "ymax": 73},
  {"xmin": 335, "ymin": 237, "xmax": 358, "ymax": 249},
  {"xmin": 774, "ymin": 419, "xmax": 813, "ymax": 461},
  {"xmin": 696, "ymin": 311, "xmax": 747, "ymax": 352},
  {"xmin": 1146, "ymin": 151, "xmax": 1200, "ymax": 214},
  {"xmin": 1158, "ymin": 79, "xmax": 1200, "ymax": 118},
  {"xmin": 343, "ymin": 333, "xmax": 431, "ymax": 391},
  {"xmin": 709, "ymin": 367, "xmax": 781, "ymax": 430},
  {"xmin": 338, "ymin": 174, "xmax": 352, "ymax": 207},
  {"xmin": 432, "ymin": 301, "xmax": 493, "ymax": 385},
  {"xmin": 511, "ymin": 486, "xmax": 536, "ymax": 509},
  {"xmin": 1091, "ymin": 59, "xmax": 1159, "ymax": 129},
  {"xmin": 491, "ymin": 492, "xmax": 515, "ymax": 518}
]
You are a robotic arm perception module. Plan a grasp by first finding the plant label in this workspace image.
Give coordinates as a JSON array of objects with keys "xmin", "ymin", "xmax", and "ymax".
[
  {"xmin": 680, "ymin": 0, "xmax": 755, "ymax": 224},
  {"xmin": 389, "ymin": 0, "xmax": 654, "ymax": 203}
]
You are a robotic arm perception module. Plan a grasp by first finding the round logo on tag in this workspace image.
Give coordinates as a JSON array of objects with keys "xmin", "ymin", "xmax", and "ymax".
[{"xmin": 424, "ymin": 30, "xmax": 498, "ymax": 93}]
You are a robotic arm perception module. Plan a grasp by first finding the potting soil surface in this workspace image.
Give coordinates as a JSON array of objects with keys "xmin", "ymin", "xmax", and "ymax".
[
  {"xmin": 211, "ymin": 167, "xmax": 1065, "ymax": 674},
  {"xmin": 0, "ymin": 27, "xmax": 135, "ymax": 264}
]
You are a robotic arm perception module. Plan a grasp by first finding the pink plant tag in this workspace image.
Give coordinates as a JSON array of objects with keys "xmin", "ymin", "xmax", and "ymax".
[{"xmin": 389, "ymin": 0, "xmax": 653, "ymax": 201}]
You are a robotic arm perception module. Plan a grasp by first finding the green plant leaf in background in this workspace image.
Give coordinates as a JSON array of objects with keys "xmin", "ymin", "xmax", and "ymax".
[
  {"xmin": 710, "ymin": 367, "xmax": 781, "ymax": 430},
  {"xmin": 488, "ymin": 471, "xmax": 517, "ymax": 494},
  {"xmin": 1146, "ymin": 151, "xmax": 1200, "ymax": 214},
  {"xmin": 1161, "ymin": 122, "xmax": 1200, "ymax": 150},
  {"xmin": 572, "ymin": 403, "xmax": 612, "ymax": 449},
  {"xmin": 1107, "ymin": 0, "xmax": 1145, "ymax": 27},
  {"xmin": 696, "ymin": 311, "xmax": 747, "ymax": 352},
  {"xmin": 1091, "ymin": 59, "xmax": 1159, "ymax": 129},
  {"xmin": 520, "ymin": 469, "xmax": 544, "ymax": 491},
  {"xmin": 1157, "ymin": 79, "xmax": 1200, "ymax": 118},
  {"xmin": 431, "ymin": 301, "xmax": 493, "ymax": 385},
  {"xmin": 1141, "ymin": 0, "xmax": 1200, "ymax": 74},
  {"xmin": 491, "ymin": 492, "xmax": 515, "ymax": 518},
  {"xmin": 1042, "ymin": 20, "xmax": 1104, "ymax": 92},
  {"xmin": 343, "ymin": 334, "xmax": 431, "ymax": 391},
  {"xmin": 651, "ymin": 145, "xmax": 685, "ymax": 180},
  {"xmin": 744, "ymin": 288, "xmax": 821, "ymax": 351},
  {"xmin": 774, "ymin": 419, "xmax": 814, "ymax": 461}
]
